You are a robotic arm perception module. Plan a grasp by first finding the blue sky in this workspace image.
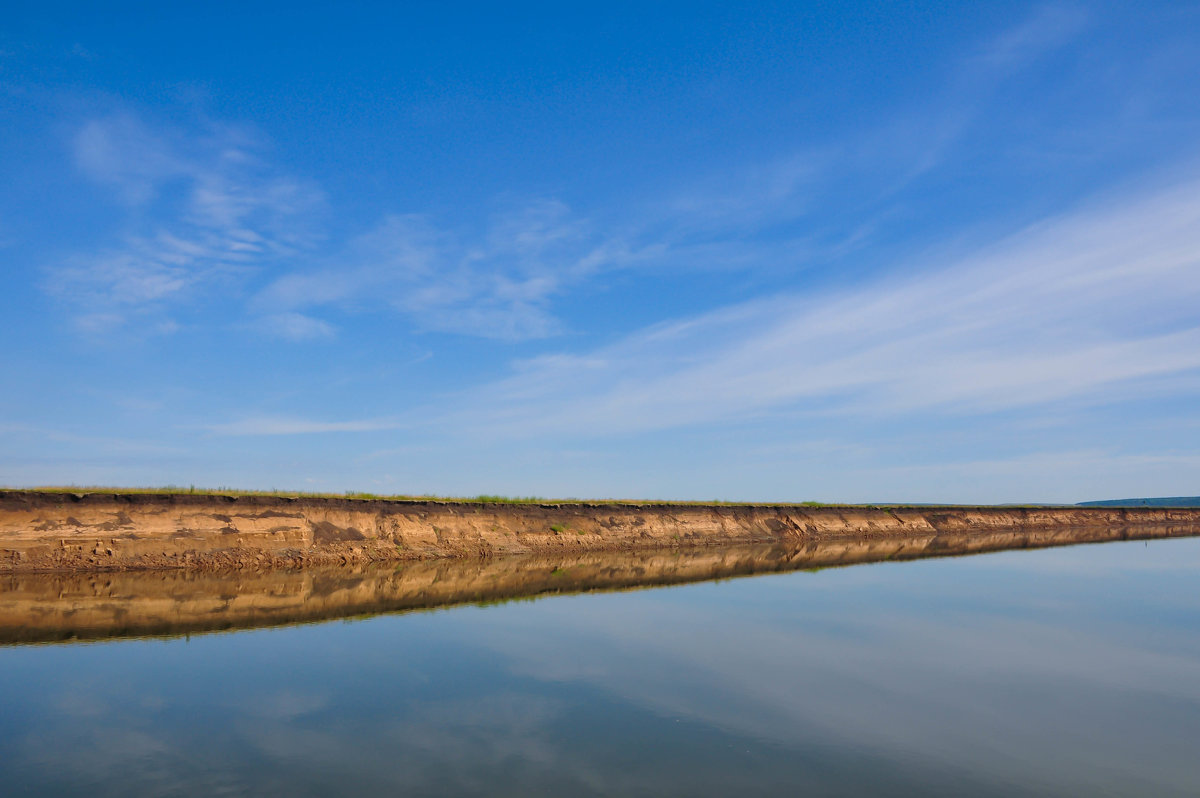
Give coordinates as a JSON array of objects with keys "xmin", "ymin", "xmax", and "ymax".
[{"xmin": 2, "ymin": 1, "xmax": 1199, "ymax": 502}]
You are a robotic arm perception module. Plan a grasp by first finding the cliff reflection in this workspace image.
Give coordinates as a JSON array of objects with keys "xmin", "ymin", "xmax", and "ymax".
[{"xmin": 1, "ymin": 524, "xmax": 1193, "ymax": 644}]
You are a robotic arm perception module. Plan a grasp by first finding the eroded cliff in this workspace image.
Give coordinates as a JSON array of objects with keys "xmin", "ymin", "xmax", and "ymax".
[{"xmin": 2, "ymin": 490, "xmax": 1199, "ymax": 573}]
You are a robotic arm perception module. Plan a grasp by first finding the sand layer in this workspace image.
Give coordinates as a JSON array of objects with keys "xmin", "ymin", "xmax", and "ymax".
[{"xmin": 2, "ymin": 490, "xmax": 1199, "ymax": 573}]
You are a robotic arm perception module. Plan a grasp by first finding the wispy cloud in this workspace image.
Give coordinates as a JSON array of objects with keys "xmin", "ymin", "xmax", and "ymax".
[
  {"xmin": 53, "ymin": 112, "xmax": 646, "ymax": 342},
  {"xmin": 46, "ymin": 4, "xmax": 1098, "ymax": 344},
  {"xmin": 47, "ymin": 112, "xmax": 324, "ymax": 333},
  {"xmin": 0, "ymin": 422, "xmax": 185, "ymax": 456},
  {"xmin": 976, "ymin": 3, "xmax": 1090, "ymax": 72},
  {"xmin": 255, "ymin": 312, "xmax": 336, "ymax": 341},
  {"xmin": 208, "ymin": 174, "xmax": 1200, "ymax": 448},
  {"xmin": 73, "ymin": 114, "xmax": 185, "ymax": 204},
  {"xmin": 207, "ymin": 416, "xmax": 406, "ymax": 436},
  {"xmin": 31, "ymin": 2, "xmax": 1175, "ymax": 353},
  {"xmin": 848, "ymin": 4, "xmax": 1092, "ymax": 200},
  {"xmin": 255, "ymin": 201, "xmax": 621, "ymax": 340},
  {"xmin": 425, "ymin": 176, "xmax": 1200, "ymax": 437}
]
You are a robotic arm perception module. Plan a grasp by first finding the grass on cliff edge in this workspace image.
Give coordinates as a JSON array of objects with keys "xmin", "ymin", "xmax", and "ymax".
[
  {"xmin": 2, "ymin": 485, "xmax": 833, "ymax": 506},
  {"xmin": 0, "ymin": 485, "xmax": 1064, "ymax": 509},
  {"xmin": 8, "ymin": 485, "xmax": 556, "ymax": 503}
]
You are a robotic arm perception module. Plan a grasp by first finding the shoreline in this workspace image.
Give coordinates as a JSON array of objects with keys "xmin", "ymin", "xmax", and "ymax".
[{"xmin": 3, "ymin": 489, "xmax": 1200, "ymax": 573}]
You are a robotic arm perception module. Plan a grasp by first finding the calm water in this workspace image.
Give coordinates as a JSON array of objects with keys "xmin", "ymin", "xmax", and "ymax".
[{"xmin": 2, "ymin": 536, "xmax": 1199, "ymax": 796}]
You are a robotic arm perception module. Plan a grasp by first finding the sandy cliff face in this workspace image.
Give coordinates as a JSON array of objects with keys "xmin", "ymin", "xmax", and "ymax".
[{"xmin": 1, "ymin": 491, "xmax": 1198, "ymax": 572}]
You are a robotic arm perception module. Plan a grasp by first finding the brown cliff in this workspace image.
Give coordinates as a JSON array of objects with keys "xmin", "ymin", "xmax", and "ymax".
[{"xmin": 2, "ymin": 490, "xmax": 1199, "ymax": 573}]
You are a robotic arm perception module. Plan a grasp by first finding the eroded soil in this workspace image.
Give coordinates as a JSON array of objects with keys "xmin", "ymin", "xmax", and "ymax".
[{"xmin": 2, "ymin": 490, "xmax": 1199, "ymax": 573}]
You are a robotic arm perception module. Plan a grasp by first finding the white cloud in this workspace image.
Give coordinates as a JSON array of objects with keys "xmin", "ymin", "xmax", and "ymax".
[
  {"xmin": 50, "ymin": 5, "xmax": 1100, "ymax": 345},
  {"xmin": 208, "ymin": 175, "xmax": 1200, "ymax": 458},
  {"xmin": 49, "ymin": 112, "xmax": 324, "ymax": 333},
  {"xmin": 59, "ymin": 113, "xmax": 632, "ymax": 342},
  {"xmin": 255, "ymin": 203, "xmax": 615, "ymax": 341},
  {"xmin": 977, "ymin": 3, "xmax": 1090, "ymax": 72},
  {"xmin": 73, "ymin": 114, "xmax": 186, "ymax": 204},
  {"xmin": 208, "ymin": 416, "xmax": 405, "ymax": 436},
  {"xmin": 426, "ymin": 176, "xmax": 1200, "ymax": 437},
  {"xmin": 257, "ymin": 312, "xmax": 336, "ymax": 341}
]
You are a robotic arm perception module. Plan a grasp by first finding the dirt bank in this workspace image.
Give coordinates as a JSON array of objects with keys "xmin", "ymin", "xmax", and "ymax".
[
  {"xmin": 2, "ymin": 490, "xmax": 1199, "ymax": 573},
  {"xmin": 2, "ymin": 524, "xmax": 1193, "ymax": 644}
]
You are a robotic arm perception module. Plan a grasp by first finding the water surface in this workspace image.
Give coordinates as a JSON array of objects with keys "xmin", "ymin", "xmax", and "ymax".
[{"xmin": 2, "ymin": 536, "xmax": 1199, "ymax": 796}]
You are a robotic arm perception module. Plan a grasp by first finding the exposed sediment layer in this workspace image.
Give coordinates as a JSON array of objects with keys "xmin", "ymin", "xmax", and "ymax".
[
  {"xmin": 2, "ymin": 490, "xmax": 1200, "ymax": 573},
  {"xmin": 2, "ymin": 524, "xmax": 1193, "ymax": 644}
]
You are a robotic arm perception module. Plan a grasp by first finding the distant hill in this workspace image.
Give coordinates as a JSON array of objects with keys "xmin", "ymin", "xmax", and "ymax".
[{"xmin": 1078, "ymin": 496, "xmax": 1200, "ymax": 508}]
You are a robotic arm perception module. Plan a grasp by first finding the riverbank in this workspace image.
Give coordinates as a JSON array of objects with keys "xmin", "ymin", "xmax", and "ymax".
[{"xmin": 3, "ymin": 489, "xmax": 1200, "ymax": 572}]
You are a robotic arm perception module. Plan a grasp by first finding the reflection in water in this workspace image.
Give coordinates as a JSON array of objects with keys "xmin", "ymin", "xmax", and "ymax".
[
  {"xmin": 1, "ymin": 524, "xmax": 1194, "ymax": 644},
  {"xmin": 1, "ymin": 535, "xmax": 1199, "ymax": 796}
]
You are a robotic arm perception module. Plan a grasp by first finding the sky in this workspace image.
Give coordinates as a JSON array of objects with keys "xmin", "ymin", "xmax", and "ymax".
[{"xmin": 1, "ymin": 1, "xmax": 1199, "ymax": 503}]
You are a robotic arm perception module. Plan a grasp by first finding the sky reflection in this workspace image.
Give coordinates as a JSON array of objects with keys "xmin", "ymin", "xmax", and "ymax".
[{"xmin": 2, "ymin": 537, "xmax": 1199, "ymax": 796}]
